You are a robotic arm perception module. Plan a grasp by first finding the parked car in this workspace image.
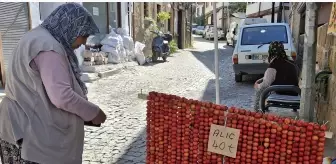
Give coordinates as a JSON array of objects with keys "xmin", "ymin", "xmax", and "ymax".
[
  {"xmin": 204, "ymin": 26, "xmax": 224, "ymax": 40},
  {"xmin": 202, "ymin": 25, "xmax": 213, "ymax": 38},
  {"xmin": 232, "ymin": 23, "xmax": 297, "ymax": 82},
  {"xmin": 195, "ymin": 26, "xmax": 205, "ymax": 35},
  {"xmin": 192, "ymin": 24, "xmax": 198, "ymax": 34}
]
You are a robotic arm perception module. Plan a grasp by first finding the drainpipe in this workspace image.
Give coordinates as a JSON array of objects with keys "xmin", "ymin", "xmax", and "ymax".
[
  {"xmin": 277, "ymin": 2, "xmax": 283, "ymax": 22},
  {"xmin": 258, "ymin": 2, "xmax": 261, "ymax": 18},
  {"xmin": 271, "ymin": 2, "xmax": 275, "ymax": 23}
]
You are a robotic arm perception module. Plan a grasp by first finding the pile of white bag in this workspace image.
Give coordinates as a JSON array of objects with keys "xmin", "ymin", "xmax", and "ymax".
[{"xmin": 100, "ymin": 28, "xmax": 136, "ymax": 64}]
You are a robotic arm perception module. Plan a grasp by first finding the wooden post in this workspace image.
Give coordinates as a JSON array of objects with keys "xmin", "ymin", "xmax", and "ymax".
[
  {"xmin": 0, "ymin": 33, "xmax": 6, "ymax": 88},
  {"xmin": 300, "ymin": 2, "xmax": 318, "ymax": 122}
]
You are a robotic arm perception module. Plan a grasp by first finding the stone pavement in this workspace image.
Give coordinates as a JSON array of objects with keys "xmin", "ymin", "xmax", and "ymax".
[
  {"xmin": 0, "ymin": 35, "xmax": 334, "ymax": 164},
  {"xmin": 82, "ymin": 49, "xmax": 216, "ymax": 163}
]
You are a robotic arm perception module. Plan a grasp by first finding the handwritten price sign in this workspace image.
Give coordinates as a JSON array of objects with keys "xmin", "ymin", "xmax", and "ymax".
[{"xmin": 207, "ymin": 124, "xmax": 240, "ymax": 158}]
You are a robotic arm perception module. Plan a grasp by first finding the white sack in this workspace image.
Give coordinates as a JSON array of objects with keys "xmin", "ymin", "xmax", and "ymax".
[
  {"xmin": 119, "ymin": 47, "xmax": 127, "ymax": 63},
  {"xmin": 100, "ymin": 36, "xmax": 121, "ymax": 47},
  {"xmin": 86, "ymin": 34, "xmax": 105, "ymax": 46},
  {"xmin": 74, "ymin": 45, "xmax": 85, "ymax": 66},
  {"xmin": 134, "ymin": 42, "xmax": 146, "ymax": 65},
  {"xmin": 126, "ymin": 50, "xmax": 136, "ymax": 62},
  {"xmin": 101, "ymin": 44, "xmax": 119, "ymax": 53},
  {"xmin": 116, "ymin": 28, "xmax": 127, "ymax": 36},
  {"xmin": 107, "ymin": 51, "xmax": 121, "ymax": 64},
  {"xmin": 122, "ymin": 36, "xmax": 135, "ymax": 50}
]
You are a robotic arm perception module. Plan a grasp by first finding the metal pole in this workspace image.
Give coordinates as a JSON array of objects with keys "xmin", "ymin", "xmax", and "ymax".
[{"xmin": 213, "ymin": 3, "xmax": 220, "ymax": 104}]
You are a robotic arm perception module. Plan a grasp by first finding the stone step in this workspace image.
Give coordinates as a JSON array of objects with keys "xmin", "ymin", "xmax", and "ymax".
[{"xmin": 81, "ymin": 73, "xmax": 100, "ymax": 83}]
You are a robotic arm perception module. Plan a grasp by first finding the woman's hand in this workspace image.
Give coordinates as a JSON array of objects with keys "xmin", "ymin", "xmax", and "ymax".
[
  {"xmin": 254, "ymin": 82, "xmax": 259, "ymax": 89},
  {"xmin": 91, "ymin": 109, "xmax": 107, "ymax": 125}
]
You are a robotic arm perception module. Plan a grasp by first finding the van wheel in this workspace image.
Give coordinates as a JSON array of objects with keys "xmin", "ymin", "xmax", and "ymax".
[{"xmin": 235, "ymin": 74, "xmax": 242, "ymax": 82}]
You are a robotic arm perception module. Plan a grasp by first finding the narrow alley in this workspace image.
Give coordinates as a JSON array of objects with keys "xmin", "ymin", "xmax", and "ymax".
[{"xmin": 82, "ymin": 35, "xmax": 299, "ymax": 164}]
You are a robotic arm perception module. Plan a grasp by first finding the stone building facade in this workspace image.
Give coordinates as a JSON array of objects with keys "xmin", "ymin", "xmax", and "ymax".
[
  {"xmin": 290, "ymin": 2, "xmax": 336, "ymax": 145},
  {"xmin": 132, "ymin": 2, "xmax": 193, "ymax": 57}
]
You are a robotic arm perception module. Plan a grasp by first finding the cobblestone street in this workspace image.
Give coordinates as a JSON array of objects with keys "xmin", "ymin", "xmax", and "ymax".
[{"xmin": 82, "ymin": 35, "xmax": 265, "ymax": 163}]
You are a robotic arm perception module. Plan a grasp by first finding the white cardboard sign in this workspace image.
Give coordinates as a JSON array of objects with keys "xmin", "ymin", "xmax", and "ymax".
[{"xmin": 207, "ymin": 124, "xmax": 240, "ymax": 158}]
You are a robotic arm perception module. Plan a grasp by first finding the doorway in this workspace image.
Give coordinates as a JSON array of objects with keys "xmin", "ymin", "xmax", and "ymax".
[{"xmin": 177, "ymin": 10, "xmax": 183, "ymax": 49}]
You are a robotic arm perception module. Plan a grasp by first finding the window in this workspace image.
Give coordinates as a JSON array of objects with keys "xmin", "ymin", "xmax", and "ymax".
[
  {"xmin": 241, "ymin": 25, "xmax": 288, "ymax": 45},
  {"xmin": 108, "ymin": 2, "xmax": 117, "ymax": 29},
  {"xmin": 157, "ymin": 4, "xmax": 161, "ymax": 14},
  {"xmin": 144, "ymin": 2, "xmax": 149, "ymax": 18}
]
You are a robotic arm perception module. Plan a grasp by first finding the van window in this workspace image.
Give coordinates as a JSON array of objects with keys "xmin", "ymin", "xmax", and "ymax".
[{"xmin": 241, "ymin": 25, "xmax": 288, "ymax": 45}]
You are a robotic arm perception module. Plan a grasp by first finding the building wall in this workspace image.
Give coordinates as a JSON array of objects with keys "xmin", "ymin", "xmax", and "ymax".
[
  {"xmin": 290, "ymin": 2, "xmax": 336, "ymax": 146},
  {"xmin": 28, "ymin": 2, "xmax": 42, "ymax": 28},
  {"xmin": 246, "ymin": 2, "xmax": 280, "ymax": 16},
  {"xmin": 39, "ymin": 2, "xmax": 67, "ymax": 21},
  {"xmin": 246, "ymin": 2, "xmax": 290, "ymax": 23},
  {"xmin": 317, "ymin": 2, "xmax": 332, "ymax": 26},
  {"xmin": 82, "ymin": 2, "xmax": 108, "ymax": 34}
]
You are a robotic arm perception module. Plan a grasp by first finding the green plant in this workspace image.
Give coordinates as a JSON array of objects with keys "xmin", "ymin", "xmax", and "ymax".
[
  {"xmin": 169, "ymin": 39, "xmax": 178, "ymax": 54},
  {"xmin": 144, "ymin": 17, "xmax": 159, "ymax": 31},
  {"xmin": 229, "ymin": 2, "xmax": 247, "ymax": 13},
  {"xmin": 157, "ymin": 12, "xmax": 171, "ymax": 22}
]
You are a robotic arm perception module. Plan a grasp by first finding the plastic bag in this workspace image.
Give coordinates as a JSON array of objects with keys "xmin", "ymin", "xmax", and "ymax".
[
  {"xmin": 101, "ymin": 45, "xmax": 120, "ymax": 52},
  {"xmin": 101, "ymin": 36, "xmax": 120, "ymax": 48},
  {"xmin": 134, "ymin": 41, "xmax": 146, "ymax": 65},
  {"xmin": 107, "ymin": 50, "xmax": 121, "ymax": 64},
  {"xmin": 116, "ymin": 28, "xmax": 127, "ymax": 36},
  {"xmin": 74, "ymin": 45, "xmax": 85, "ymax": 66},
  {"xmin": 125, "ymin": 49, "xmax": 135, "ymax": 62},
  {"xmin": 122, "ymin": 36, "xmax": 135, "ymax": 50},
  {"xmin": 119, "ymin": 47, "xmax": 127, "ymax": 63},
  {"xmin": 86, "ymin": 34, "xmax": 105, "ymax": 46}
]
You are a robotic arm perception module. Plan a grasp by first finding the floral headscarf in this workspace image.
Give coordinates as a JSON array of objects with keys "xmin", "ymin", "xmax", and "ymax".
[
  {"xmin": 268, "ymin": 41, "xmax": 287, "ymax": 63},
  {"xmin": 41, "ymin": 3, "xmax": 99, "ymax": 95}
]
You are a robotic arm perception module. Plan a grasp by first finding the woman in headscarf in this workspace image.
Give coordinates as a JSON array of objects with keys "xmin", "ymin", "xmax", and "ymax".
[
  {"xmin": 253, "ymin": 41, "xmax": 299, "ymax": 111},
  {"xmin": 0, "ymin": 3, "xmax": 106, "ymax": 164}
]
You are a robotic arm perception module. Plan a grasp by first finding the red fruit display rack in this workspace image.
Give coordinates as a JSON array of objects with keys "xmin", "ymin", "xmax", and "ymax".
[{"xmin": 146, "ymin": 92, "xmax": 328, "ymax": 164}]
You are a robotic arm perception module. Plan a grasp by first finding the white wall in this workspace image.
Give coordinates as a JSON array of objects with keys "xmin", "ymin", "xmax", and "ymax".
[
  {"xmin": 39, "ymin": 2, "xmax": 67, "ymax": 21},
  {"xmin": 246, "ymin": 2, "xmax": 280, "ymax": 16},
  {"xmin": 28, "ymin": 2, "xmax": 41, "ymax": 28},
  {"xmin": 120, "ymin": 2, "xmax": 129, "ymax": 35},
  {"xmin": 262, "ymin": 14, "xmax": 278, "ymax": 23}
]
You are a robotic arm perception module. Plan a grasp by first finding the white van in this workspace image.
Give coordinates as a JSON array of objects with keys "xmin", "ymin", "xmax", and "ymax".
[
  {"xmin": 226, "ymin": 22, "xmax": 238, "ymax": 46},
  {"xmin": 226, "ymin": 18, "xmax": 267, "ymax": 47},
  {"xmin": 232, "ymin": 23, "xmax": 297, "ymax": 82}
]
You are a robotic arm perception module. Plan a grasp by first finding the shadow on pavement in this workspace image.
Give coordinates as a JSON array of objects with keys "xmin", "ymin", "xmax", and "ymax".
[
  {"xmin": 192, "ymin": 35, "xmax": 226, "ymax": 44},
  {"xmin": 189, "ymin": 37, "xmax": 261, "ymax": 109},
  {"xmin": 112, "ymin": 129, "xmax": 146, "ymax": 164}
]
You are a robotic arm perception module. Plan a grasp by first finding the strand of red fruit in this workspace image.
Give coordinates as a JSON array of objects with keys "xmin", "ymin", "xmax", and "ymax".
[{"xmin": 146, "ymin": 92, "xmax": 329, "ymax": 164}]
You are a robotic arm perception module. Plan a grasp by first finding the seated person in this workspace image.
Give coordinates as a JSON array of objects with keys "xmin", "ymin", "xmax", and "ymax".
[{"xmin": 253, "ymin": 41, "xmax": 299, "ymax": 111}]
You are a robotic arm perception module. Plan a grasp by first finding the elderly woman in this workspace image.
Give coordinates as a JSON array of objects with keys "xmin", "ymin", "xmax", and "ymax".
[
  {"xmin": 0, "ymin": 3, "xmax": 106, "ymax": 164},
  {"xmin": 253, "ymin": 41, "xmax": 299, "ymax": 111}
]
